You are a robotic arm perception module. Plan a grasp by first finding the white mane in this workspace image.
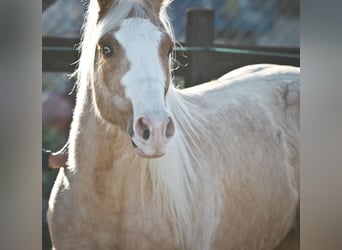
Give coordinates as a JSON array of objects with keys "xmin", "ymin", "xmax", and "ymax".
[{"xmin": 147, "ymin": 86, "xmax": 213, "ymax": 245}]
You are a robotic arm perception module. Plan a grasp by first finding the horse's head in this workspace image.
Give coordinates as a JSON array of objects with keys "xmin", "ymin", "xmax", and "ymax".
[{"xmin": 86, "ymin": 0, "xmax": 175, "ymax": 158}]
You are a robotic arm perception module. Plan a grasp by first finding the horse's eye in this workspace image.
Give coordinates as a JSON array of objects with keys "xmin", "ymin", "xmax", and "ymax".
[{"xmin": 101, "ymin": 45, "xmax": 113, "ymax": 57}]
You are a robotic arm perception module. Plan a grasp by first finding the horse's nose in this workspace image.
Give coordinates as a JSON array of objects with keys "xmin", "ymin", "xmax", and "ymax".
[
  {"xmin": 131, "ymin": 114, "xmax": 175, "ymax": 158},
  {"xmin": 133, "ymin": 115, "xmax": 175, "ymax": 142}
]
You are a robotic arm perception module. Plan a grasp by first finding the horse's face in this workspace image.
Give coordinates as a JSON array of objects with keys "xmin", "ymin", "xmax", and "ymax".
[{"xmin": 93, "ymin": 17, "xmax": 175, "ymax": 158}]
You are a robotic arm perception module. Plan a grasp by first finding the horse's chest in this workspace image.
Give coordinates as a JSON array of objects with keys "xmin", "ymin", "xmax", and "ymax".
[
  {"xmin": 81, "ymin": 183, "xmax": 180, "ymax": 249},
  {"xmin": 87, "ymin": 206, "xmax": 178, "ymax": 249}
]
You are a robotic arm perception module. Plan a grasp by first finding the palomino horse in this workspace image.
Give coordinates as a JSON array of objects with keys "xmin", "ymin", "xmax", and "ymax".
[{"xmin": 48, "ymin": 0, "xmax": 300, "ymax": 249}]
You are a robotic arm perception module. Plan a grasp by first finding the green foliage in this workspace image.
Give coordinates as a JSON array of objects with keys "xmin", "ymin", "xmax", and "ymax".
[{"xmin": 42, "ymin": 126, "xmax": 67, "ymax": 152}]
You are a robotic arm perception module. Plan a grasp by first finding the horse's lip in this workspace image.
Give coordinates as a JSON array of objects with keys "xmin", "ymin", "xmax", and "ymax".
[
  {"xmin": 131, "ymin": 139, "xmax": 165, "ymax": 158},
  {"xmin": 135, "ymin": 148, "xmax": 165, "ymax": 159}
]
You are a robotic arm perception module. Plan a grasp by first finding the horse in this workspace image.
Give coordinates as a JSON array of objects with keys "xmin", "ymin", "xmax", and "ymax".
[{"xmin": 47, "ymin": 0, "xmax": 300, "ymax": 249}]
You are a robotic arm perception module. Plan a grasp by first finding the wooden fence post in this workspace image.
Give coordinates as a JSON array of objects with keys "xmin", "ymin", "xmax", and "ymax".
[{"xmin": 185, "ymin": 9, "xmax": 214, "ymax": 87}]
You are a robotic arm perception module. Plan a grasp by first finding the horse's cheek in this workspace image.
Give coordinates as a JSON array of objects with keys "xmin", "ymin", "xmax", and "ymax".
[{"xmin": 92, "ymin": 82, "xmax": 131, "ymax": 131}]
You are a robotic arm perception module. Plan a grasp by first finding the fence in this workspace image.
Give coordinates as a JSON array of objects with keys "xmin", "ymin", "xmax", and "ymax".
[{"xmin": 42, "ymin": 9, "xmax": 300, "ymax": 88}]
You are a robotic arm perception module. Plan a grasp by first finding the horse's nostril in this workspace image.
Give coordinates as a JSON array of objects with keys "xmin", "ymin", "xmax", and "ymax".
[
  {"xmin": 165, "ymin": 117, "xmax": 175, "ymax": 138},
  {"xmin": 134, "ymin": 116, "xmax": 151, "ymax": 141},
  {"xmin": 134, "ymin": 115, "xmax": 174, "ymax": 142},
  {"xmin": 142, "ymin": 129, "xmax": 150, "ymax": 140}
]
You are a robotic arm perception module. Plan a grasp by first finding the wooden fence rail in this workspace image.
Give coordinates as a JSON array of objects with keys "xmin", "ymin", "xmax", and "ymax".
[{"xmin": 42, "ymin": 9, "xmax": 300, "ymax": 87}]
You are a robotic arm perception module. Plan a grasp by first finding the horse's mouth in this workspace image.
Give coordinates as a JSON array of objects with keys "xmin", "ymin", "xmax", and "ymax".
[{"xmin": 130, "ymin": 139, "xmax": 165, "ymax": 159}]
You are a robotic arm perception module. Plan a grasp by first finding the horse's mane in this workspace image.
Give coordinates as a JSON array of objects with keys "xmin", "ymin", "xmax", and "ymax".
[
  {"xmin": 74, "ymin": 0, "xmax": 209, "ymax": 245},
  {"xmin": 146, "ymin": 86, "xmax": 212, "ymax": 245}
]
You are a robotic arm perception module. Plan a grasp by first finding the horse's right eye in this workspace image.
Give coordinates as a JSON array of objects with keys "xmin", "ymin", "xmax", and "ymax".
[{"xmin": 101, "ymin": 45, "xmax": 113, "ymax": 57}]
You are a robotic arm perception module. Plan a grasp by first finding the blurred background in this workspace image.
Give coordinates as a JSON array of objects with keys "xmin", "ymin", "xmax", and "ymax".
[{"xmin": 42, "ymin": 0, "xmax": 299, "ymax": 248}]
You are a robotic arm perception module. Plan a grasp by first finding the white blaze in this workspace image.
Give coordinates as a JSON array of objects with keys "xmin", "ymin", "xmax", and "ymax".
[{"xmin": 114, "ymin": 18, "xmax": 167, "ymax": 118}]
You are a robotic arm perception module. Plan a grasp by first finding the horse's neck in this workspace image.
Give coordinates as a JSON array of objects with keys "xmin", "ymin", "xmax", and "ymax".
[
  {"xmin": 67, "ymin": 86, "xmax": 216, "ymax": 247},
  {"xmin": 69, "ymin": 87, "xmax": 141, "ymax": 179}
]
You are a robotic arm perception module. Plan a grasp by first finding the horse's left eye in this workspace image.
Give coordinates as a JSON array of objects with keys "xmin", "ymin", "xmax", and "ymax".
[{"xmin": 102, "ymin": 45, "xmax": 113, "ymax": 57}]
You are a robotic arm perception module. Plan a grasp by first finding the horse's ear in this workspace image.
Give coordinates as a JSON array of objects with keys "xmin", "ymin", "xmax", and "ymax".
[{"xmin": 97, "ymin": 0, "xmax": 114, "ymax": 18}]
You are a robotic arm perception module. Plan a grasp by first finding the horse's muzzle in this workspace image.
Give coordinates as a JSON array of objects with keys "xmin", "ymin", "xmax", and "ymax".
[{"xmin": 129, "ymin": 114, "xmax": 175, "ymax": 158}]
